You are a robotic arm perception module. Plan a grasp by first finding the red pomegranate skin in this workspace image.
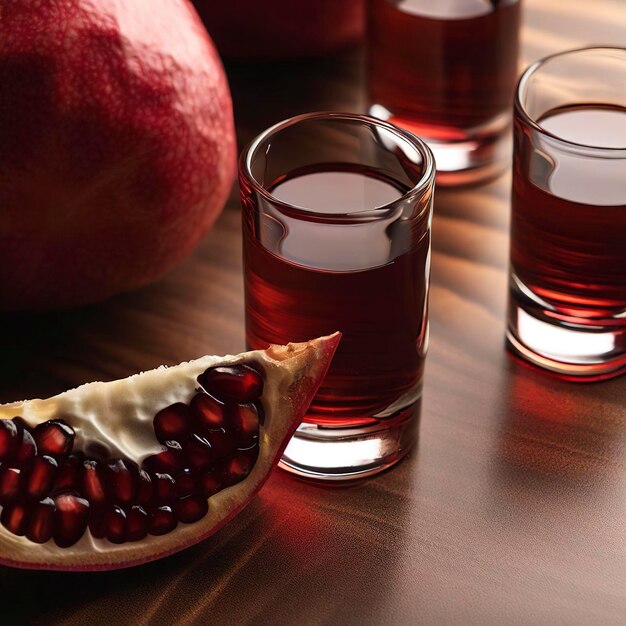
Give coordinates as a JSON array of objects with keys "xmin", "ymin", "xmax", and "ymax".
[
  {"xmin": 192, "ymin": 0, "xmax": 365, "ymax": 59},
  {"xmin": 0, "ymin": 0, "xmax": 236, "ymax": 310}
]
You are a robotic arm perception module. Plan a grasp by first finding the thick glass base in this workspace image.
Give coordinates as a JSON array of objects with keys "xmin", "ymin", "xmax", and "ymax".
[
  {"xmin": 507, "ymin": 275, "xmax": 626, "ymax": 381},
  {"xmin": 369, "ymin": 104, "xmax": 511, "ymax": 186},
  {"xmin": 279, "ymin": 401, "xmax": 420, "ymax": 482}
]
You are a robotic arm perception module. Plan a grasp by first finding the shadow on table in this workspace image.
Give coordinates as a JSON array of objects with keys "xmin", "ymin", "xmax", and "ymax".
[
  {"xmin": 494, "ymin": 359, "xmax": 626, "ymax": 491},
  {"xmin": 224, "ymin": 47, "xmax": 366, "ymax": 150},
  {"xmin": 485, "ymin": 355, "xmax": 626, "ymax": 541}
]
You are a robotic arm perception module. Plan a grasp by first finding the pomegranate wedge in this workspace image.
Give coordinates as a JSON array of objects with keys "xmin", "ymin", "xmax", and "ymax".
[{"xmin": 0, "ymin": 334, "xmax": 339, "ymax": 571}]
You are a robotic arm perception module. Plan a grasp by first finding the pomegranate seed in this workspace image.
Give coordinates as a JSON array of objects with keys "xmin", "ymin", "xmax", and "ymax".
[
  {"xmin": 198, "ymin": 364, "xmax": 264, "ymax": 403},
  {"xmin": 199, "ymin": 470, "xmax": 221, "ymax": 497},
  {"xmin": 13, "ymin": 428, "xmax": 37, "ymax": 468},
  {"xmin": 220, "ymin": 453, "xmax": 255, "ymax": 487},
  {"xmin": 32, "ymin": 420, "xmax": 75, "ymax": 457},
  {"xmin": 126, "ymin": 505, "xmax": 149, "ymax": 541},
  {"xmin": 190, "ymin": 393, "xmax": 226, "ymax": 429},
  {"xmin": 136, "ymin": 469, "xmax": 153, "ymax": 507},
  {"xmin": 230, "ymin": 403, "xmax": 260, "ymax": 445},
  {"xmin": 54, "ymin": 493, "xmax": 90, "ymax": 547},
  {"xmin": 82, "ymin": 459, "xmax": 107, "ymax": 505},
  {"xmin": 104, "ymin": 505, "xmax": 127, "ymax": 544},
  {"xmin": 175, "ymin": 468, "xmax": 198, "ymax": 498},
  {"xmin": 0, "ymin": 466, "xmax": 23, "ymax": 504},
  {"xmin": 183, "ymin": 434, "xmax": 213, "ymax": 470},
  {"xmin": 26, "ymin": 498, "xmax": 55, "ymax": 544},
  {"xmin": 11, "ymin": 417, "xmax": 32, "ymax": 434},
  {"xmin": 143, "ymin": 441, "xmax": 184, "ymax": 474},
  {"xmin": 152, "ymin": 472, "xmax": 176, "ymax": 504},
  {"xmin": 247, "ymin": 444, "xmax": 259, "ymax": 463},
  {"xmin": 1, "ymin": 501, "xmax": 30, "ymax": 536},
  {"xmin": 0, "ymin": 419, "xmax": 18, "ymax": 461},
  {"xmin": 149, "ymin": 505, "xmax": 177, "ymax": 536},
  {"xmin": 89, "ymin": 506, "xmax": 107, "ymax": 539},
  {"xmin": 55, "ymin": 454, "xmax": 83, "ymax": 492},
  {"xmin": 205, "ymin": 428, "xmax": 237, "ymax": 460},
  {"xmin": 176, "ymin": 495, "xmax": 208, "ymax": 524},
  {"xmin": 25, "ymin": 455, "xmax": 59, "ymax": 500},
  {"xmin": 153, "ymin": 403, "xmax": 192, "ymax": 443},
  {"xmin": 105, "ymin": 459, "xmax": 137, "ymax": 505}
]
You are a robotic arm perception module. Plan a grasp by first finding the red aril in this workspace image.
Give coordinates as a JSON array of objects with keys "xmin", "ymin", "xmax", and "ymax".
[
  {"xmin": 154, "ymin": 404, "xmax": 193, "ymax": 443},
  {"xmin": 153, "ymin": 474, "xmax": 177, "ymax": 506},
  {"xmin": 25, "ymin": 456, "xmax": 59, "ymax": 500},
  {"xmin": 26, "ymin": 498, "xmax": 55, "ymax": 544},
  {"xmin": 33, "ymin": 421, "xmax": 75, "ymax": 457},
  {"xmin": 105, "ymin": 460, "xmax": 138, "ymax": 506},
  {"xmin": 0, "ymin": 468, "xmax": 23, "ymax": 505},
  {"xmin": 191, "ymin": 393, "xmax": 226, "ymax": 430},
  {"xmin": 55, "ymin": 456, "xmax": 83, "ymax": 493},
  {"xmin": 176, "ymin": 496, "xmax": 209, "ymax": 524},
  {"xmin": 53, "ymin": 494, "xmax": 90, "ymax": 549},
  {"xmin": 126, "ymin": 506, "xmax": 149, "ymax": 542},
  {"xmin": 81, "ymin": 460, "xmax": 107, "ymax": 506},
  {"xmin": 0, "ymin": 420, "xmax": 18, "ymax": 460},
  {"xmin": 0, "ymin": 0, "xmax": 236, "ymax": 310},
  {"xmin": 183, "ymin": 435, "xmax": 214, "ymax": 470},
  {"xmin": 88, "ymin": 509, "xmax": 107, "ymax": 541},
  {"xmin": 104, "ymin": 506, "xmax": 127, "ymax": 545},
  {"xmin": 0, "ymin": 336, "xmax": 339, "ymax": 570},
  {"xmin": 221, "ymin": 452, "xmax": 257, "ymax": 487},
  {"xmin": 204, "ymin": 428, "xmax": 235, "ymax": 461},
  {"xmin": 149, "ymin": 507, "xmax": 177, "ymax": 536},
  {"xmin": 175, "ymin": 469, "xmax": 199, "ymax": 499},
  {"xmin": 136, "ymin": 470, "xmax": 154, "ymax": 508},
  {"xmin": 13, "ymin": 427, "xmax": 36, "ymax": 467},
  {"xmin": 1, "ymin": 503, "xmax": 29, "ymax": 537},
  {"xmin": 144, "ymin": 442, "xmax": 185, "ymax": 475},
  {"xmin": 198, "ymin": 365, "xmax": 264, "ymax": 403},
  {"xmin": 200, "ymin": 471, "xmax": 222, "ymax": 497},
  {"xmin": 230, "ymin": 404, "xmax": 261, "ymax": 446}
]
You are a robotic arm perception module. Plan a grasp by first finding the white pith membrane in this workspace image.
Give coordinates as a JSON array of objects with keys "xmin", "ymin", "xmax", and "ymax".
[{"xmin": 0, "ymin": 334, "xmax": 339, "ymax": 571}]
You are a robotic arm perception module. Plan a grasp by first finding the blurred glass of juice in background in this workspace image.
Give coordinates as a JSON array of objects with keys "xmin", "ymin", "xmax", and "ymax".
[
  {"xmin": 240, "ymin": 113, "xmax": 435, "ymax": 481},
  {"xmin": 367, "ymin": 0, "xmax": 521, "ymax": 185}
]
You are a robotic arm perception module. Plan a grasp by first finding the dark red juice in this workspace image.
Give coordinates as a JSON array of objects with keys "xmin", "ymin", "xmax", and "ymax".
[
  {"xmin": 243, "ymin": 168, "xmax": 430, "ymax": 427},
  {"xmin": 367, "ymin": 0, "xmax": 521, "ymax": 136},
  {"xmin": 511, "ymin": 105, "xmax": 626, "ymax": 320}
]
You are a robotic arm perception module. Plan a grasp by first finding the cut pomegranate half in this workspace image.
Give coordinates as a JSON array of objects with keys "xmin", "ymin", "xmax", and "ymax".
[{"xmin": 0, "ymin": 334, "xmax": 339, "ymax": 571}]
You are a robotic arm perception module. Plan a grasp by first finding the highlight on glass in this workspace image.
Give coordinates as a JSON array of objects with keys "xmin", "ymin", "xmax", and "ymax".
[
  {"xmin": 239, "ymin": 112, "xmax": 435, "ymax": 480},
  {"xmin": 507, "ymin": 47, "xmax": 626, "ymax": 380}
]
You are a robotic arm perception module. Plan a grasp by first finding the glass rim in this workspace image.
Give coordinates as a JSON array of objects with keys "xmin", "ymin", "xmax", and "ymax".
[
  {"xmin": 239, "ymin": 111, "xmax": 436, "ymax": 224},
  {"xmin": 515, "ymin": 46, "xmax": 626, "ymax": 153}
]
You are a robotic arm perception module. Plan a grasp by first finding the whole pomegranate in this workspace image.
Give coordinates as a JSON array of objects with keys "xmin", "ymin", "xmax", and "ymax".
[
  {"xmin": 0, "ymin": 0, "xmax": 236, "ymax": 310},
  {"xmin": 193, "ymin": 0, "xmax": 365, "ymax": 58}
]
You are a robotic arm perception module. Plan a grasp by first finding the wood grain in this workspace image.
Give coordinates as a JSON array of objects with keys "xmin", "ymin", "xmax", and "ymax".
[{"xmin": 1, "ymin": 1, "xmax": 625, "ymax": 624}]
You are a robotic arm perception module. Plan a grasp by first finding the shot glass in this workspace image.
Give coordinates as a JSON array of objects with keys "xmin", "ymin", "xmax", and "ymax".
[
  {"xmin": 239, "ymin": 112, "xmax": 435, "ymax": 480},
  {"xmin": 507, "ymin": 48, "xmax": 626, "ymax": 381},
  {"xmin": 367, "ymin": 0, "xmax": 521, "ymax": 186}
]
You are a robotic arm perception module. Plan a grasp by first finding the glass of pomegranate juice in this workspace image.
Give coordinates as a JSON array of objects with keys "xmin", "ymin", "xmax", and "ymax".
[
  {"xmin": 367, "ymin": 0, "xmax": 521, "ymax": 185},
  {"xmin": 240, "ymin": 112, "xmax": 435, "ymax": 480},
  {"xmin": 507, "ymin": 48, "xmax": 626, "ymax": 380}
]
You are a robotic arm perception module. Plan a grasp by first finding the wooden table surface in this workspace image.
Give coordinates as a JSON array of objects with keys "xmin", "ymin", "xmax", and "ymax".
[{"xmin": 1, "ymin": 1, "xmax": 625, "ymax": 624}]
